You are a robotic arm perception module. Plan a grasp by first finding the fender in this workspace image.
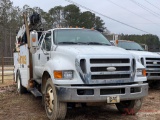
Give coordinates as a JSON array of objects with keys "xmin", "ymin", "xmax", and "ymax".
[
  {"xmin": 135, "ymin": 60, "xmax": 147, "ymax": 82},
  {"xmin": 42, "ymin": 53, "xmax": 84, "ymax": 85}
]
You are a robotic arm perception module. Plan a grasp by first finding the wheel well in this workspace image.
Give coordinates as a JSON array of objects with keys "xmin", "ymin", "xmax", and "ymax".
[{"xmin": 41, "ymin": 71, "xmax": 51, "ymax": 94}]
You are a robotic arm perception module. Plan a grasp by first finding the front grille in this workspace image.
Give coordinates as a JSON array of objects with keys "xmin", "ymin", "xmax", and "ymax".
[
  {"xmin": 88, "ymin": 58, "xmax": 132, "ymax": 81},
  {"xmin": 147, "ymin": 66, "xmax": 160, "ymax": 68},
  {"xmin": 146, "ymin": 58, "xmax": 160, "ymax": 60},
  {"xmin": 150, "ymin": 73, "xmax": 160, "ymax": 76},
  {"xmin": 91, "ymin": 66, "xmax": 130, "ymax": 72},
  {"xmin": 145, "ymin": 57, "xmax": 160, "ymax": 77},
  {"xmin": 90, "ymin": 59, "xmax": 130, "ymax": 64},
  {"xmin": 147, "ymin": 70, "xmax": 160, "ymax": 72},
  {"xmin": 146, "ymin": 62, "xmax": 160, "ymax": 64}
]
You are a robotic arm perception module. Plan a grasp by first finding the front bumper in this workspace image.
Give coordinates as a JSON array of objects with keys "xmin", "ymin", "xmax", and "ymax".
[
  {"xmin": 147, "ymin": 74, "xmax": 160, "ymax": 80},
  {"xmin": 56, "ymin": 83, "xmax": 148, "ymax": 102}
]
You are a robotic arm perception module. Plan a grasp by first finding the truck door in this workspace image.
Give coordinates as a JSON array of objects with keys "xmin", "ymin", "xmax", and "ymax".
[
  {"xmin": 34, "ymin": 31, "xmax": 52, "ymax": 77},
  {"xmin": 39, "ymin": 31, "xmax": 52, "ymax": 65}
]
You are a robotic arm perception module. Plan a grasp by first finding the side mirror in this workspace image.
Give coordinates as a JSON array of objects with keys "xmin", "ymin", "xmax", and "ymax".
[
  {"xmin": 144, "ymin": 45, "xmax": 148, "ymax": 51},
  {"xmin": 141, "ymin": 44, "xmax": 148, "ymax": 51},
  {"xmin": 30, "ymin": 30, "xmax": 38, "ymax": 53}
]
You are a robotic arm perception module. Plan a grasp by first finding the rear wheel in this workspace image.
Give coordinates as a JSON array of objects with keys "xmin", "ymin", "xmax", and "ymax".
[
  {"xmin": 44, "ymin": 78, "xmax": 67, "ymax": 120},
  {"xmin": 16, "ymin": 71, "xmax": 27, "ymax": 94},
  {"xmin": 116, "ymin": 99, "xmax": 142, "ymax": 115}
]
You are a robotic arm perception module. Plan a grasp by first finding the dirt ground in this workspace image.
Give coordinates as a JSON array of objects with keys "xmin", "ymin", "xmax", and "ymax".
[{"xmin": 0, "ymin": 80, "xmax": 160, "ymax": 120}]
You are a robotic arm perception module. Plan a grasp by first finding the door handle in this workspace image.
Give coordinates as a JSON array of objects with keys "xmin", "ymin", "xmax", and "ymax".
[
  {"xmin": 38, "ymin": 54, "xmax": 40, "ymax": 60},
  {"xmin": 47, "ymin": 56, "xmax": 49, "ymax": 61}
]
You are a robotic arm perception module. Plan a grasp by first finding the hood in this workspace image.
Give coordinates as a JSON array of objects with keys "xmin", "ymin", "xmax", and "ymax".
[
  {"xmin": 56, "ymin": 45, "xmax": 132, "ymax": 56},
  {"xmin": 128, "ymin": 50, "xmax": 160, "ymax": 58}
]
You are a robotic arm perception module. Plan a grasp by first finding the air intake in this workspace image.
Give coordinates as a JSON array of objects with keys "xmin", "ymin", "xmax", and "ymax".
[{"xmin": 80, "ymin": 59, "xmax": 86, "ymax": 74}]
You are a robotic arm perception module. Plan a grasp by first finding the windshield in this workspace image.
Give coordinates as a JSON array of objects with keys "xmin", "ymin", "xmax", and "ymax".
[
  {"xmin": 118, "ymin": 41, "xmax": 144, "ymax": 51},
  {"xmin": 54, "ymin": 29, "xmax": 111, "ymax": 45}
]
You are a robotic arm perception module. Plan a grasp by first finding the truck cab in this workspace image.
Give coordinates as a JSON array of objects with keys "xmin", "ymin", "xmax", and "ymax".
[
  {"xmin": 14, "ymin": 28, "xmax": 148, "ymax": 120},
  {"xmin": 114, "ymin": 40, "xmax": 160, "ymax": 89}
]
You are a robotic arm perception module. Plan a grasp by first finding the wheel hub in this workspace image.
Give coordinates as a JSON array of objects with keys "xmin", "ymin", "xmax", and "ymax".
[{"xmin": 46, "ymin": 86, "xmax": 54, "ymax": 113}]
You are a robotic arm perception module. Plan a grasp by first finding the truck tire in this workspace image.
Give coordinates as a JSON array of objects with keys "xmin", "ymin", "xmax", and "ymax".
[
  {"xmin": 149, "ymin": 81, "xmax": 160, "ymax": 89},
  {"xmin": 44, "ymin": 78, "xmax": 67, "ymax": 120},
  {"xmin": 116, "ymin": 99, "xmax": 142, "ymax": 115},
  {"xmin": 16, "ymin": 71, "xmax": 27, "ymax": 94},
  {"xmin": 42, "ymin": 94, "xmax": 45, "ymax": 107}
]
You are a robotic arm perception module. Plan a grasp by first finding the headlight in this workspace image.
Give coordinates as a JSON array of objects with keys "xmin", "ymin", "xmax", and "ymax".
[
  {"xmin": 136, "ymin": 69, "xmax": 146, "ymax": 76},
  {"xmin": 63, "ymin": 71, "xmax": 73, "ymax": 79},
  {"xmin": 54, "ymin": 70, "xmax": 73, "ymax": 79}
]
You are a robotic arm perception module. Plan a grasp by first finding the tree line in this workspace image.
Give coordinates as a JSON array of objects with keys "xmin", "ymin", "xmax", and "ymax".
[
  {"xmin": 0, "ymin": 0, "xmax": 107, "ymax": 31},
  {"xmin": 105, "ymin": 34, "xmax": 160, "ymax": 51},
  {"xmin": 119, "ymin": 34, "xmax": 160, "ymax": 51},
  {"xmin": 0, "ymin": 0, "xmax": 108, "ymax": 58},
  {"xmin": 0, "ymin": 0, "xmax": 160, "ymax": 59}
]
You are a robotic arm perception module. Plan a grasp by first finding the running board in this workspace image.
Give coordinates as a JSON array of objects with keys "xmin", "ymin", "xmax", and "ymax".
[{"xmin": 29, "ymin": 88, "xmax": 42, "ymax": 97}]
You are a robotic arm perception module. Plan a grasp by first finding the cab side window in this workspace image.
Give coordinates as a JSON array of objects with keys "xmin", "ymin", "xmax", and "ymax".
[
  {"xmin": 38, "ymin": 33, "xmax": 44, "ymax": 46},
  {"xmin": 42, "ymin": 31, "xmax": 52, "ymax": 51}
]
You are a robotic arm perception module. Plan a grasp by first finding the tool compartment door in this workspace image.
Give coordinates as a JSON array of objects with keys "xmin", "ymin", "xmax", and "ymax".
[
  {"xmin": 13, "ymin": 52, "xmax": 19, "ymax": 81},
  {"xmin": 19, "ymin": 44, "xmax": 30, "ymax": 88}
]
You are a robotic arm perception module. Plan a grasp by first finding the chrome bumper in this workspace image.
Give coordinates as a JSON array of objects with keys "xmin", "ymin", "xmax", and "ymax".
[
  {"xmin": 146, "ymin": 71, "xmax": 160, "ymax": 80},
  {"xmin": 56, "ymin": 83, "xmax": 148, "ymax": 102},
  {"xmin": 147, "ymin": 75, "xmax": 160, "ymax": 80}
]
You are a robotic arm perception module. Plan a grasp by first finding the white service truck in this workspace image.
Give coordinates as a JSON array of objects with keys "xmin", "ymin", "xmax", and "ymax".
[
  {"xmin": 113, "ymin": 40, "xmax": 160, "ymax": 89},
  {"xmin": 14, "ymin": 13, "xmax": 148, "ymax": 120}
]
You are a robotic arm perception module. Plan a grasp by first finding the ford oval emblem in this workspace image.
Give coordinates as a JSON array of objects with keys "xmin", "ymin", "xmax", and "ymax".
[{"xmin": 107, "ymin": 67, "xmax": 116, "ymax": 71}]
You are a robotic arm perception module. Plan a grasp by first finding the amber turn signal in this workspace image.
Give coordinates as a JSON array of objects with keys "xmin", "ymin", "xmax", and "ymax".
[
  {"xmin": 115, "ymin": 40, "xmax": 118, "ymax": 45},
  {"xmin": 91, "ymin": 27, "xmax": 94, "ymax": 30},
  {"xmin": 54, "ymin": 71, "xmax": 62, "ymax": 79},
  {"xmin": 142, "ymin": 69, "xmax": 146, "ymax": 76}
]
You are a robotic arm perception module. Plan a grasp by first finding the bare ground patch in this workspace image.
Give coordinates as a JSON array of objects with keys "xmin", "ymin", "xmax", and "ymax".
[{"xmin": 0, "ymin": 83, "xmax": 160, "ymax": 120}]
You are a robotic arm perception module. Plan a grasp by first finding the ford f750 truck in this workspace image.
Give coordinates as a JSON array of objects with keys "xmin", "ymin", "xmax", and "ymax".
[
  {"xmin": 113, "ymin": 40, "xmax": 160, "ymax": 89},
  {"xmin": 14, "ymin": 13, "xmax": 148, "ymax": 120}
]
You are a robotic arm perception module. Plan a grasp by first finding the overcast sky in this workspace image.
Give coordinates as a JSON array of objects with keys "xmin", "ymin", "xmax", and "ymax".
[{"xmin": 11, "ymin": 0, "xmax": 160, "ymax": 37}]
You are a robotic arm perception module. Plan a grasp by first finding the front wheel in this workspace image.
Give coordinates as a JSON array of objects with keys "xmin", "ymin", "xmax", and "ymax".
[
  {"xmin": 16, "ymin": 71, "xmax": 27, "ymax": 94},
  {"xmin": 116, "ymin": 99, "xmax": 143, "ymax": 115},
  {"xmin": 44, "ymin": 78, "xmax": 67, "ymax": 120},
  {"xmin": 149, "ymin": 81, "xmax": 160, "ymax": 89}
]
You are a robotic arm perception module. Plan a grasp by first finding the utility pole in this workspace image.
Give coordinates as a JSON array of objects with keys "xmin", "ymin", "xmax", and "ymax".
[
  {"xmin": 23, "ymin": 13, "xmax": 33, "ymax": 79},
  {"xmin": 10, "ymin": 27, "xmax": 12, "ymax": 57},
  {"xmin": 1, "ymin": 10, "xmax": 4, "ymax": 83}
]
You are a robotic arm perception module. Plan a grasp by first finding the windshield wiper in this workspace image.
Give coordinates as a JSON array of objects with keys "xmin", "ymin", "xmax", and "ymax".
[
  {"xmin": 58, "ymin": 42, "xmax": 88, "ymax": 45},
  {"xmin": 76, "ymin": 42, "xmax": 88, "ymax": 45},
  {"xmin": 126, "ymin": 49, "xmax": 143, "ymax": 51},
  {"xmin": 136, "ymin": 49, "xmax": 144, "ymax": 51},
  {"xmin": 126, "ymin": 49, "xmax": 134, "ymax": 50},
  {"xmin": 86, "ymin": 42, "xmax": 111, "ymax": 46},
  {"xmin": 58, "ymin": 42, "xmax": 78, "ymax": 44},
  {"xmin": 58, "ymin": 42, "xmax": 111, "ymax": 46}
]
